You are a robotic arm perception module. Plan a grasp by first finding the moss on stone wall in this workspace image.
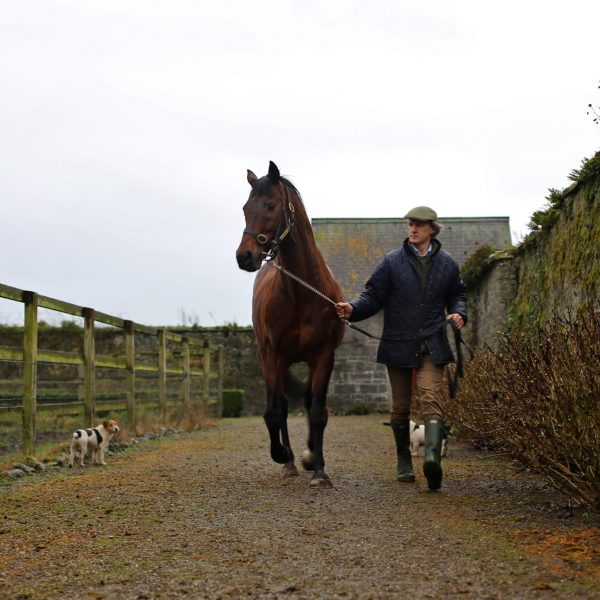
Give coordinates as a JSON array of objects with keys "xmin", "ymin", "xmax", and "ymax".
[
  {"xmin": 510, "ymin": 150, "xmax": 600, "ymax": 330},
  {"xmin": 460, "ymin": 245, "xmax": 505, "ymax": 290}
]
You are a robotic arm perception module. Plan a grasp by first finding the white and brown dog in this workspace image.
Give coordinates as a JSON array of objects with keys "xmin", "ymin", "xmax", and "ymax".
[
  {"xmin": 68, "ymin": 419, "xmax": 120, "ymax": 467},
  {"xmin": 410, "ymin": 420, "xmax": 448, "ymax": 457}
]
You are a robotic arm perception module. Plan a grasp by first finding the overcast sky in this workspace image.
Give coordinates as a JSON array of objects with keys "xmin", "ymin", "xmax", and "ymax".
[{"xmin": 1, "ymin": 0, "xmax": 599, "ymax": 327}]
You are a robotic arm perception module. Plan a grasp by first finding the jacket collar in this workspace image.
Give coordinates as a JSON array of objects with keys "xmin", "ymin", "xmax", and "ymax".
[{"xmin": 403, "ymin": 237, "xmax": 441, "ymax": 258}]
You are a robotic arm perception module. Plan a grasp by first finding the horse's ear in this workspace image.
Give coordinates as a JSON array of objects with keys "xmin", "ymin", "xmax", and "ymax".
[
  {"xmin": 247, "ymin": 169, "xmax": 258, "ymax": 187},
  {"xmin": 268, "ymin": 161, "xmax": 280, "ymax": 183}
]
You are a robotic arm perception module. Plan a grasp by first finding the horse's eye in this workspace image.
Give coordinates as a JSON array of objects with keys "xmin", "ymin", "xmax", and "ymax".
[{"xmin": 266, "ymin": 203, "xmax": 276, "ymax": 211}]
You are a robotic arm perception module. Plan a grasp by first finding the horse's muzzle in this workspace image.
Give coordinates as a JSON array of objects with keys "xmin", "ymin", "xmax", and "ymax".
[{"xmin": 236, "ymin": 250, "xmax": 260, "ymax": 272}]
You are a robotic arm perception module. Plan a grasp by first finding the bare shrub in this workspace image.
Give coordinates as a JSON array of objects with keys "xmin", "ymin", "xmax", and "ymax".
[{"xmin": 447, "ymin": 307, "xmax": 600, "ymax": 509}]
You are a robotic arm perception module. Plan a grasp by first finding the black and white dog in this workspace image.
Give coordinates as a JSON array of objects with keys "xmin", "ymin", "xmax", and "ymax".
[
  {"xmin": 409, "ymin": 420, "xmax": 449, "ymax": 457},
  {"xmin": 68, "ymin": 419, "xmax": 120, "ymax": 467}
]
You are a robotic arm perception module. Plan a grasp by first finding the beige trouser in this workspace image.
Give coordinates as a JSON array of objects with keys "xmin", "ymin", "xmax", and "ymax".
[{"xmin": 387, "ymin": 354, "xmax": 445, "ymax": 423}]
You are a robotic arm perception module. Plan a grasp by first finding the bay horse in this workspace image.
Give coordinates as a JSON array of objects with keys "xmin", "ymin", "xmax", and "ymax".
[{"xmin": 235, "ymin": 161, "xmax": 345, "ymax": 486}]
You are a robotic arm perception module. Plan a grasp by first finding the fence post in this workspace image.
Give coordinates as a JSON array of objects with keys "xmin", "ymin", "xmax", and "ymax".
[
  {"xmin": 217, "ymin": 345, "xmax": 224, "ymax": 419},
  {"xmin": 124, "ymin": 320, "xmax": 137, "ymax": 434},
  {"xmin": 203, "ymin": 341, "xmax": 210, "ymax": 418},
  {"xmin": 22, "ymin": 291, "xmax": 38, "ymax": 456},
  {"xmin": 182, "ymin": 337, "xmax": 191, "ymax": 411},
  {"xmin": 82, "ymin": 307, "xmax": 96, "ymax": 427},
  {"xmin": 158, "ymin": 330, "xmax": 167, "ymax": 422}
]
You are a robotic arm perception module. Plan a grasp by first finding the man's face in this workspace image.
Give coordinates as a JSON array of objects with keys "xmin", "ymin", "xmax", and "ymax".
[{"xmin": 407, "ymin": 219, "xmax": 435, "ymax": 246}]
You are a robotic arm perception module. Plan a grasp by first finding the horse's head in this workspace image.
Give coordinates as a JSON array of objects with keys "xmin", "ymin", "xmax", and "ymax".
[{"xmin": 236, "ymin": 161, "xmax": 295, "ymax": 272}]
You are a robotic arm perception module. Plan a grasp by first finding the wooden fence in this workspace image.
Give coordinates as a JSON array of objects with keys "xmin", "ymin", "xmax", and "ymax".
[{"xmin": 0, "ymin": 282, "xmax": 224, "ymax": 456}]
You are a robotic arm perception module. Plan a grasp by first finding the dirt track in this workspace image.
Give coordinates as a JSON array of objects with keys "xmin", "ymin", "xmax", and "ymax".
[{"xmin": 1, "ymin": 415, "xmax": 599, "ymax": 599}]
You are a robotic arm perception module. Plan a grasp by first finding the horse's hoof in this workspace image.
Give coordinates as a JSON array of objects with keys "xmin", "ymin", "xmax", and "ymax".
[
  {"xmin": 309, "ymin": 473, "xmax": 332, "ymax": 487},
  {"xmin": 301, "ymin": 449, "xmax": 316, "ymax": 471},
  {"xmin": 282, "ymin": 463, "xmax": 299, "ymax": 477},
  {"xmin": 271, "ymin": 444, "xmax": 292, "ymax": 465}
]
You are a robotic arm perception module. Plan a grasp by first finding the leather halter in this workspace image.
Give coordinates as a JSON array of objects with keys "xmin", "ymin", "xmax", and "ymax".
[{"xmin": 243, "ymin": 182, "xmax": 296, "ymax": 261}]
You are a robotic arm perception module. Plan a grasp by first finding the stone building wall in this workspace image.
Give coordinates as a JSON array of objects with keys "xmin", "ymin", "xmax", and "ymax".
[
  {"xmin": 465, "ymin": 258, "xmax": 519, "ymax": 349},
  {"xmin": 327, "ymin": 313, "xmax": 390, "ymax": 413},
  {"xmin": 311, "ymin": 215, "xmax": 513, "ymax": 413}
]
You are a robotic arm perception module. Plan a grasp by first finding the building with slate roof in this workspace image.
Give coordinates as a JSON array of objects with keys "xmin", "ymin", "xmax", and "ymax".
[
  {"xmin": 311, "ymin": 216, "xmax": 512, "ymax": 414},
  {"xmin": 313, "ymin": 217, "xmax": 512, "ymax": 301}
]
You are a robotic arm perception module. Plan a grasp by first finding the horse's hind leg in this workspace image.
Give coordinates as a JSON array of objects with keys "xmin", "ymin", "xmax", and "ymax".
[
  {"xmin": 280, "ymin": 417, "xmax": 298, "ymax": 477},
  {"xmin": 301, "ymin": 376, "xmax": 316, "ymax": 471},
  {"xmin": 304, "ymin": 354, "xmax": 334, "ymax": 486}
]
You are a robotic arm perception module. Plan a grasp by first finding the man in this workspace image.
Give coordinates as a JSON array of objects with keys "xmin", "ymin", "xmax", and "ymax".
[{"xmin": 335, "ymin": 206, "xmax": 467, "ymax": 490}]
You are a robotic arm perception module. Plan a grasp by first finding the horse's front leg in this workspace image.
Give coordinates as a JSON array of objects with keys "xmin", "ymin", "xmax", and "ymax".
[
  {"xmin": 303, "ymin": 353, "xmax": 334, "ymax": 487},
  {"xmin": 263, "ymin": 366, "xmax": 296, "ymax": 473}
]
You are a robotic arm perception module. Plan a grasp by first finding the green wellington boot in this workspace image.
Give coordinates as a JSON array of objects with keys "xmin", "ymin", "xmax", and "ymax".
[
  {"xmin": 423, "ymin": 417, "xmax": 444, "ymax": 490},
  {"xmin": 390, "ymin": 421, "xmax": 415, "ymax": 483}
]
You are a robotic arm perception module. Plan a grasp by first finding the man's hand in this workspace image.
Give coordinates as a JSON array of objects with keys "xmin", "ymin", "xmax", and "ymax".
[
  {"xmin": 447, "ymin": 313, "xmax": 464, "ymax": 329},
  {"xmin": 335, "ymin": 302, "xmax": 353, "ymax": 319}
]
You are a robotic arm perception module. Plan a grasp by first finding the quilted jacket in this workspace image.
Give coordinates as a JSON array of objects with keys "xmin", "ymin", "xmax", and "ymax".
[{"xmin": 349, "ymin": 238, "xmax": 468, "ymax": 367}]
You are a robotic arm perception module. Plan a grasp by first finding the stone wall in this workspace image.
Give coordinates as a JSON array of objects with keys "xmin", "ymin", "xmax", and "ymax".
[
  {"xmin": 464, "ymin": 164, "xmax": 600, "ymax": 346},
  {"xmin": 510, "ymin": 173, "xmax": 600, "ymax": 329},
  {"xmin": 327, "ymin": 313, "xmax": 390, "ymax": 413},
  {"xmin": 465, "ymin": 258, "xmax": 518, "ymax": 349},
  {"xmin": 179, "ymin": 327, "xmax": 265, "ymax": 415}
]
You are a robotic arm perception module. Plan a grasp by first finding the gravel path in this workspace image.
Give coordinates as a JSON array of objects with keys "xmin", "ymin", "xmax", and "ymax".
[{"xmin": 1, "ymin": 415, "xmax": 599, "ymax": 599}]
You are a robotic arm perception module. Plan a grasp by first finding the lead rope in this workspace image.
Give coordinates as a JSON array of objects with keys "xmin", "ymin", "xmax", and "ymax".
[
  {"xmin": 270, "ymin": 262, "xmax": 335, "ymax": 306},
  {"xmin": 269, "ymin": 262, "xmax": 379, "ymax": 339},
  {"xmin": 269, "ymin": 261, "xmax": 474, "ymax": 397}
]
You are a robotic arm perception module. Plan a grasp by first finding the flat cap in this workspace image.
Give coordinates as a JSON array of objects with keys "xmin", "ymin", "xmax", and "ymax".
[{"xmin": 404, "ymin": 206, "xmax": 438, "ymax": 221}]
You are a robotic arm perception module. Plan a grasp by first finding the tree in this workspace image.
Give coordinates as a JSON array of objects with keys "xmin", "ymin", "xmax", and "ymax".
[{"xmin": 588, "ymin": 80, "xmax": 600, "ymax": 125}]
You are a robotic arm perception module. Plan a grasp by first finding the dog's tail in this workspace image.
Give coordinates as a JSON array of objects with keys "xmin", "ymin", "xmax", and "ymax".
[{"xmin": 72, "ymin": 430, "xmax": 84, "ymax": 440}]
